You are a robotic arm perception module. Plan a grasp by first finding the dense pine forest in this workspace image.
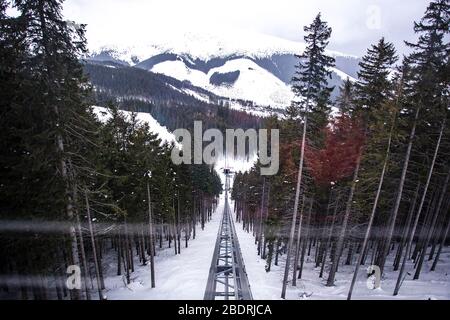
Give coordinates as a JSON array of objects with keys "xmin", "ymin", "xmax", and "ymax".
[
  {"xmin": 0, "ymin": 0, "xmax": 222, "ymax": 300},
  {"xmin": 0, "ymin": 0, "xmax": 449, "ymax": 301},
  {"xmin": 232, "ymin": 1, "xmax": 449, "ymax": 299}
]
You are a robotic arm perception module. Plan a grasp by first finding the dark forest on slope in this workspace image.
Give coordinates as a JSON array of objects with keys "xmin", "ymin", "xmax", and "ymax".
[{"xmin": 84, "ymin": 62, "xmax": 264, "ymax": 133}]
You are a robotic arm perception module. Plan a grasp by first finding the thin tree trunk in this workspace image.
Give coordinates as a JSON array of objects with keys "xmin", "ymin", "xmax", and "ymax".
[
  {"xmin": 327, "ymin": 152, "xmax": 362, "ymax": 287},
  {"xmin": 177, "ymin": 198, "xmax": 182, "ymax": 255},
  {"xmin": 379, "ymin": 106, "xmax": 420, "ymax": 275},
  {"xmin": 262, "ymin": 184, "xmax": 271, "ymax": 260},
  {"xmin": 412, "ymin": 190, "xmax": 437, "ymax": 262},
  {"xmin": 124, "ymin": 220, "xmax": 131, "ymax": 284},
  {"xmin": 413, "ymin": 166, "xmax": 450, "ymax": 279},
  {"xmin": 299, "ymin": 198, "xmax": 314, "ymax": 280},
  {"xmin": 76, "ymin": 214, "xmax": 91, "ymax": 300},
  {"xmin": 292, "ymin": 195, "xmax": 306, "ymax": 286},
  {"xmin": 84, "ymin": 191, "xmax": 103, "ymax": 300},
  {"xmin": 347, "ymin": 122, "xmax": 394, "ymax": 299},
  {"xmin": 431, "ymin": 210, "xmax": 450, "ymax": 271},
  {"xmin": 274, "ymin": 237, "xmax": 281, "ymax": 266},
  {"xmin": 258, "ymin": 178, "xmax": 266, "ymax": 256},
  {"xmin": 394, "ymin": 184, "xmax": 420, "ymax": 271},
  {"xmin": 147, "ymin": 182, "xmax": 156, "ymax": 288},
  {"xmin": 394, "ymin": 120, "xmax": 444, "ymax": 295},
  {"xmin": 281, "ymin": 113, "xmax": 308, "ymax": 299},
  {"xmin": 140, "ymin": 225, "xmax": 147, "ymax": 265},
  {"xmin": 117, "ymin": 234, "xmax": 122, "ymax": 276},
  {"xmin": 320, "ymin": 193, "xmax": 340, "ymax": 278}
]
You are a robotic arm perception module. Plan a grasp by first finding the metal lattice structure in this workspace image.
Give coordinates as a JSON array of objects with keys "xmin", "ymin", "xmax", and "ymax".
[{"xmin": 204, "ymin": 170, "xmax": 253, "ymax": 300}]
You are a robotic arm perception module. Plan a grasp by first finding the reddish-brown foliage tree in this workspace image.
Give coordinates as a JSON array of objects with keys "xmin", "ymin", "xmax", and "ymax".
[{"xmin": 305, "ymin": 116, "xmax": 365, "ymax": 187}]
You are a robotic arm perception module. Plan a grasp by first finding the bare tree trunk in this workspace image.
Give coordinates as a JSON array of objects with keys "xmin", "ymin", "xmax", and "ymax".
[
  {"xmin": 147, "ymin": 182, "xmax": 156, "ymax": 288},
  {"xmin": 394, "ymin": 184, "xmax": 420, "ymax": 271},
  {"xmin": 177, "ymin": 198, "xmax": 182, "ymax": 255},
  {"xmin": 431, "ymin": 210, "xmax": 450, "ymax": 271},
  {"xmin": 327, "ymin": 152, "xmax": 362, "ymax": 287},
  {"xmin": 257, "ymin": 178, "xmax": 266, "ymax": 256},
  {"xmin": 320, "ymin": 193, "xmax": 340, "ymax": 278},
  {"xmin": 262, "ymin": 184, "xmax": 271, "ymax": 260},
  {"xmin": 185, "ymin": 217, "xmax": 189, "ymax": 248},
  {"xmin": 316, "ymin": 195, "xmax": 332, "ymax": 268},
  {"xmin": 84, "ymin": 191, "xmax": 103, "ymax": 300},
  {"xmin": 412, "ymin": 190, "xmax": 437, "ymax": 262},
  {"xmin": 292, "ymin": 195, "xmax": 306, "ymax": 286},
  {"xmin": 117, "ymin": 234, "xmax": 122, "ymax": 276},
  {"xmin": 76, "ymin": 214, "xmax": 91, "ymax": 300},
  {"xmin": 379, "ymin": 107, "xmax": 420, "ymax": 275},
  {"xmin": 140, "ymin": 225, "xmax": 147, "ymax": 265},
  {"xmin": 299, "ymin": 198, "xmax": 314, "ymax": 280},
  {"xmin": 413, "ymin": 166, "xmax": 450, "ymax": 279},
  {"xmin": 347, "ymin": 122, "xmax": 394, "ymax": 299},
  {"xmin": 124, "ymin": 219, "xmax": 131, "ymax": 284},
  {"xmin": 394, "ymin": 120, "xmax": 444, "ymax": 295},
  {"xmin": 281, "ymin": 113, "xmax": 308, "ymax": 299}
]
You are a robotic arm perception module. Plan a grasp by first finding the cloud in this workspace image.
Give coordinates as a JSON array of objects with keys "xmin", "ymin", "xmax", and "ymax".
[{"xmin": 63, "ymin": 0, "xmax": 431, "ymax": 56}]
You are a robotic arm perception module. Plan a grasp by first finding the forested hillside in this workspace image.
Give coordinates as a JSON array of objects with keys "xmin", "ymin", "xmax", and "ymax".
[
  {"xmin": 232, "ymin": 2, "xmax": 449, "ymax": 299},
  {"xmin": 0, "ymin": 0, "xmax": 223, "ymax": 300},
  {"xmin": 84, "ymin": 62, "xmax": 264, "ymax": 132}
]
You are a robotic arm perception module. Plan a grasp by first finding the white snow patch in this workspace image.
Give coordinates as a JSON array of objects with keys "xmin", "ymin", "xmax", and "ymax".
[
  {"xmin": 183, "ymin": 89, "xmax": 210, "ymax": 103},
  {"xmin": 92, "ymin": 106, "xmax": 178, "ymax": 146},
  {"xmin": 151, "ymin": 58, "xmax": 294, "ymax": 108},
  {"xmin": 330, "ymin": 67, "xmax": 357, "ymax": 83}
]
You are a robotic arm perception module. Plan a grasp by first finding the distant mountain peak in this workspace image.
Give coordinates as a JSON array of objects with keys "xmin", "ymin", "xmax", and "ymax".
[
  {"xmin": 89, "ymin": 28, "xmax": 357, "ymax": 65},
  {"xmin": 87, "ymin": 29, "xmax": 360, "ymax": 108}
]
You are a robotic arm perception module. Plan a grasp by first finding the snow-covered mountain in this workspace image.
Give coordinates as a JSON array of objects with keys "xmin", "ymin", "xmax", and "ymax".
[
  {"xmin": 88, "ymin": 29, "xmax": 360, "ymax": 108},
  {"xmin": 149, "ymin": 57, "xmax": 294, "ymax": 107}
]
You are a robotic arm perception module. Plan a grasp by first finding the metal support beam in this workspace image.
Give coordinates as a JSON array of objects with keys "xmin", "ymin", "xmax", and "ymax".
[{"xmin": 204, "ymin": 171, "xmax": 253, "ymax": 300}]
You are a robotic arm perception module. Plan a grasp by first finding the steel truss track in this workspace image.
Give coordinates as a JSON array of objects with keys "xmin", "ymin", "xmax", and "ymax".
[{"xmin": 204, "ymin": 175, "xmax": 252, "ymax": 300}]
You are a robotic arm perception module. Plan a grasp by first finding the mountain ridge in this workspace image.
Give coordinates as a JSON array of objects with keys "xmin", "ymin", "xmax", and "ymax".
[{"xmin": 88, "ymin": 30, "xmax": 360, "ymax": 108}]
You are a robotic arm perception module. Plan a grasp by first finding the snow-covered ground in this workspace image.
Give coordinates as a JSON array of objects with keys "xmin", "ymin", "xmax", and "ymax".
[
  {"xmin": 232, "ymin": 207, "xmax": 450, "ymax": 300},
  {"xmin": 103, "ymin": 195, "xmax": 225, "ymax": 300},
  {"xmin": 101, "ymin": 160, "xmax": 449, "ymax": 300},
  {"xmin": 101, "ymin": 191, "xmax": 449, "ymax": 300}
]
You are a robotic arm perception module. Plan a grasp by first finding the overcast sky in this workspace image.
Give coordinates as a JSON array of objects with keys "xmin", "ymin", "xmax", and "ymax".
[{"xmin": 63, "ymin": 0, "xmax": 431, "ymax": 57}]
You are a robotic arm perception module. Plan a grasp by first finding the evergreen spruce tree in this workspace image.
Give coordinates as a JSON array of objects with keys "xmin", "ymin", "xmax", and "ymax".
[
  {"xmin": 291, "ymin": 13, "xmax": 336, "ymax": 131},
  {"xmin": 281, "ymin": 13, "xmax": 335, "ymax": 299},
  {"xmin": 354, "ymin": 37, "xmax": 398, "ymax": 119},
  {"xmin": 335, "ymin": 78, "xmax": 355, "ymax": 116},
  {"xmin": 391, "ymin": 0, "xmax": 449, "ymax": 285},
  {"xmin": 405, "ymin": 0, "xmax": 449, "ymax": 121}
]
